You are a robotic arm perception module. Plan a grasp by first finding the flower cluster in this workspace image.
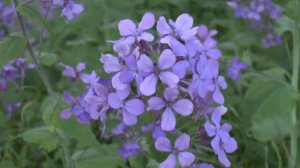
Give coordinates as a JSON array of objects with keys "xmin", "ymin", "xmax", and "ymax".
[
  {"xmin": 0, "ymin": 2, "xmax": 16, "ymax": 39},
  {"xmin": 40, "ymin": 0, "xmax": 84, "ymax": 20},
  {"xmin": 0, "ymin": 58, "xmax": 35, "ymax": 118},
  {"xmin": 227, "ymin": 0, "xmax": 282, "ymax": 48},
  {"xmin": 227, "ymin": 57, "xmax": 248, "ymax": 81},
  {"xmin": 60, "ymin": 13, "xmax": 237, "ymax": 167}
]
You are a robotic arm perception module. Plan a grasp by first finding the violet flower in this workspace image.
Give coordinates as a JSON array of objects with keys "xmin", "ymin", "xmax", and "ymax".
[
  {"xmin": 118, "ymin": 141, "xmax": 140, "ymax": 160},
  {"xmin": 62, "ymin": 1, "xmax": 84, "ymax": 21},
  {"xmin": 227, "ymin": 57, "xmax": 248, "ymax": 81},
  {"xmin": 155, "ymin": 133, "xmax": 195, "ymax": 167},
  {"xmin": 58, "ymin": 62, "xmax": 86, "ymax": 81}
]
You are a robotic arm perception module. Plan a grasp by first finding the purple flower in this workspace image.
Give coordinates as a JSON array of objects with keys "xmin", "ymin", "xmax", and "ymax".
[
  {"xmin": 137, "ymin": 49, "xmax": 179, "ymax": 96},
  {"xmin": 58, "ymin": 62, "xmax": 86, "ymax": 81},
  {"xmin": 262, "ymin": 33, "xmax": 282, "ymax": 48},
  {"xmin": 157, "ymin": 13, "xmax": 197, "ymax": 45},
  {"xmin": 155, "ymin": 133, "xmax": 195, "ymax": 167},
  {"xmin": 205, "ymin": 111, "xmax": 237, "ymax": 167},
  {"xmin": 62, "ymin": 1, "xmax": 84, "ymax": 20},
  {"xmin": 2, "ymin": 101, "xmax": 21, "ymax": 119},
  {"xmin": 197, "ymin": 25, "xmax": 217, "ymax": 41},
  {"xmin": 60, "ymin": 92, "xmax": 91, "ymax": 124},
  {"xmin": 108, "ymin": 91, "xmax": 144, "ymax": 126},
  {"xmin": 118, "ymin": 12, "xmax": 155, "ymax": 42},
  {"xmin": 192, "ymin": 163, "xmax": 214, "ymax": 168},
  {"xmin": 141, "ymin": 121, "xmax": 166, "ymax": 140},
  {"xmin": 227, "ymin": 57, "xmax": 248, "ymax": 81},
  {"xmin": 118, "ymin": 141, "xmax": 140, "ymax": 160},
  {"xmin": 0, "ymin": 79, "xmax": 8, "ymax": 92},
  {"xmin": 147, "ymin": 88, "xmax": 193, "ymax": 131}
]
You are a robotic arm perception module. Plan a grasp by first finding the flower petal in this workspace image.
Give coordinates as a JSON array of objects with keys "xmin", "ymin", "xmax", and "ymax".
[
  {"xmin": 112, "ymin": 72, "xmax": 129, "ymax": 90},
  {"xmin": 138, "ymin": 12, "xmax": 155, "ymax": 31},
  {"xmin": 122, "ymin": 110, "xmax": 137, "ymax": 126},
  {"xmin": 155, "ymin": 137, "xmax": 172, "ymax": 152},
  {"xmin": 118, "ymin": 19, "xmax": 136, "ymax": 36},
  {"xmin": 158, "ymin": 72, "xmax": 179, "ymax": 88},
  {"xmin": 172, "ymin": 60, "xmax": 189, "ymax": 79},
  {"xmin": 223, "ymin": 137, "xmax": 238, "ymax": 153},
  {"xmin": 159, "ymin": 154, "xmax": 176, "ymax": 168},
  {"xmin": 213, "ymin": 87, "xmax": 224, "ymax": 105},
  {"xmin": 178, "ymin": 152, "xmax": 195, "ymax": 167},
  {"xmin": 140, "ymin": 74, "xmax": 158, "ymax": 96},
  {"xmin": 108, "ymin": 93, "xmax": 122, "ymax": 109},
  {"xmin": 218, "ymin": 150, "xmax": 231, "ymax": 167},
  {"xmin": 207, "ymin": 49, "xmax": 221, "ymax": 59},
  {"xmin": 125, "ymin": 99, "xmax": 144, "ymax": 116},
  {"xmin": 158, "ymin": 49, "xmax": 176, "ymax": 70},
  {"xmin": 204, "ymin": 121, "xmax": 216, "ymax": 137},
  {"xmin": 147, "ymin": 97, "xmax": 166, "ymax": 111},
  {"xmin": 175, "ymin": 13, "xmax": 193, "ymax": 32},
  {"xmin": 137, "ymin": 54, "xmax": 154, "ymax": 73},
  {"xmin": 157, "ymin": 16, "xmax": 172, "ymax": 36},
  {"xmin": 170, "ymin": 39, "xmax": 187, "ymax": 56},
  {"xmin": 139, "ymin": 32, "xmax": 154, "ymax": 41},
  {"xmin": 174, "ymin": 133, "xmax": 190, "ymax": 150},
  {"xmin": 119, "ymin": 69, "xmax": 135, "ymax": 84},
  {"xmin": 173, "ymin": 99, "xmax": 193, "ymax": 116},
  {"xmin": 163, "ymin": 87, "xmax": 179, "ymax": 102},
  {"xmin": 60, "ymin": 109, "xmax": 72, "ymax": 119},
  {"xmin": 161, "ymin": 108, "xmax": 176, "ymax": 131}
]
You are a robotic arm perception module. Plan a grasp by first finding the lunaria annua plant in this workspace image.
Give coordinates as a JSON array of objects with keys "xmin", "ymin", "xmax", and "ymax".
[
  {"xmin": 60, "ymin": 12, "xmax": 237, "ymax": 167},
  {"xmin": 227, "ymin": 0, "xmax": 282, "ymax": 48}
]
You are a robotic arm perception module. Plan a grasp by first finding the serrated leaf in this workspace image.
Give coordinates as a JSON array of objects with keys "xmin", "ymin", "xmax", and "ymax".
[
  {"xmin": 19, "ymin": 126, "xmax": 58, "ymax": 151},
  {"xmin": 0, "ymin": 35, "xmax": 27, "ymax": 68}
]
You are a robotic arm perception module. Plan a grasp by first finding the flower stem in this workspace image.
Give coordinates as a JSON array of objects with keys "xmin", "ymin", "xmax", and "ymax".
[
  {"xmin": 13, "ymin": 0, "xmax": 54, "ymax": 95},
  {"xmin": 290, "ymin": 0, "xmax": 299, "ymax": 166}
]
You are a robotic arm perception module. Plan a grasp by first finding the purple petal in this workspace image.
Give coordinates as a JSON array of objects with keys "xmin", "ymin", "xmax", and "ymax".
[
  {"xmin": 213, "ymin": 87, "xmax": 224, "ymax": 105},
  {"xmin": 161, "ymin": 108, "xmax": 176, "ymax": 131},
  {"xmin": 175, "ymin": 133, "xmax": 190, "ymax": 151},
  {"xmin": 221, "ymin": 123, "xmax": 232, "ymax": 132},
  {"xmin": 170, "ymin": 39, "xmax": 187, "ymax": 56},
  {"xmin": 138, "ymin": 12, "xmax": 155, "ymax": 31},
  {"xmin": 211, "ymin": 136, "xmax": 223, "ymax": 155},
  {"xmin": 116, "ymin": 87, "xmax": 130, "ymax": 100},
  {"xmin": 93, "ymin": 83, "xmax": 108, "ymax": 100},
  {"xmin": 158, "ymin": 49, "xmax": 176, "ymax": 70},
  {"xmin": 159, "ymin": 154, "xmax": 176, "ymax": 168},
  {"xmin": 140, "ymin": 74, "xmax": 158, "ymax": 96},
  {"xmin": 112, "ymin": 72, "xmax": 129, "ymax": 90},
  {"xmin": 163, "ymin": 87, "xmax": 179, "ymax": 102},
  {"xmin": 175, "ymin": 13, "xmax": 193, "ymax": 32},
  {"xmin": 64, "ymin": 91, "xmax": 76, "ymax": 104},
  {"xmin": 101, "ymin": 53, "xmax": 123, "ymax": 73},
  {"xmin": 138, "ymin": 32, "xmax": 154, "ymax": 41},
  {"xmin": 217, "ymin": 76, "xmax": 227, "ymax": 89},
  {"xmin": 120, "ymin": 69, "xmax": 135, "ymax": 84},
  {"xmin": 204, "ymin": 121, "xmax": 216, "ymax": 137},
  {"xmin": 60, "ymin": 109, "xmax": 72, "ymax": 119},
  {"xmin": 159, "ymin": 72, "xmax": 179, "ymax": 88},
  {"xmin": 153, "ymin": 126, "xmax": 166, "ymax": 140},
  {"xmin": 207, "ymin": 49, "xmax": 221, "ymax": 59},
  {"xmin": 211, "ymin": 111, "xmax": 222, "ymax": 126},
  {"xmin": 197, "ymin": 25, "xmax": 208, "ymax": 39},
  {"xmin": 147, "ymin": 97, "xmax": 166, "ymax": 111},
  {"xmin": 118, "ymin": 19, "xmax": 136, "ymax": 36},
  {"xmin": 172, "ymin": 60, "xmax": 189, "ymax": 79},
  {"xmin": 223, "ymin": 137, "xmax": 237, "ymax": 153},
  {"xmin": 137, "ymin": 54, "xmax": 154, "ymax": 73},
  {"xmin": 178, "ymin": 152, "xmax": 195, "ymax": 167},
  {"xmin": 173, "ymin": 99, "xmax": 193, "ymax": 116},
  {"xmin": 108, "ymin": 93, "xmax": 122, "ymax": 109},
  {"xmin": 180, "ymin": 27, "xmax": 197, "ymax": 40},
  {"xmin": 217, "ymin": 150, "xmax": 231, "ymax": 167},
  {"xmin": 157, "ymin": 16, "xmax": 172, "ymax": 36},
  {"xmin": 123, "ymin": 110, "xmax": 137, "ymax": 126},
  {"xmin": 125, "ymin": 99, "xmax": 144, "ymax": 116},
  {"xmin": 76, "ymin": 63, "xmax": 86, "ymax": 72},
  {"xmin": 62, "ymin": 66, "xmax": 76, "ymax": 78},
  {"xmin": 155, "ymin": 137, "xmax": 172, "ymax": 152},
  {"xmin": 198, "ymin": 163, "xmax": 214, "ymax": 168}
]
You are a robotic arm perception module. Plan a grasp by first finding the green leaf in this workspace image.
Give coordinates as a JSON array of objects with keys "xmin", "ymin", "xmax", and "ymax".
[
  {"xmin": 245, "ymin": 73, "xmax": 297, "ymax": 141},
  {"xmin": 41, "ymin": 94, "xmax": 102, "ymax": 151},
  {"xmin": 16, "ymin": 4, "xmax": 52, "ymax": 33},
  {"xmin": 40, "ymin": 52, "xmax": 58, "ymax": 66},
  {"xmin": 19, "ymin": 126, "xmax": 58, "ymax": 151},
  {"xmin": 276, "ymin": 16, "xmax": 294, "ymax": 34},
  {"xmin": 72, "ymin": 146, "xmax": 125, "ymax": 168},
  {"xmin": 0, "ymin": 35, "xmax": 27, "ymax": 68}
]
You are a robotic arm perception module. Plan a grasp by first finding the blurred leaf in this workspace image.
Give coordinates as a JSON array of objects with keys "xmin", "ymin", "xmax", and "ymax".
[
  {"xmin": 146, "ymin": 159, "xmax": 160, "ymax": 168},
  {"xmin": 40, "ymin": 52, "xmax": 58, "ymax": 66},
  {"xmin": 19, "ymin": 126, "xmax": 58, "ymax": 151},
  {"xmin": 16, "ymin": 4, "xmax": 52, "ymax": 32},
  {"xmin": 276, "ymin": 16, "xmax": 293, "ymax": 34},
  {"xmin": 245, "ymin": 71, "xmax": 297, "ymax": 141},
  {"xmin": 72, "ymin": 146, "xmax": 125, "ymax": 168},
  {"xmin": 0, "ymin": 35, "xmax": 27, "ymax": 68}
]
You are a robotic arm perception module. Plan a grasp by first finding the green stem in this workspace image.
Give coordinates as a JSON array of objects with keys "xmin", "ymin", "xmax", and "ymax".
[
  {"xmin": 13, "ymin": 0, "xmax": 54, "ymax": 95},
  {"xmin": 290, "ymin": 0, "xmax": 299, "ymax": 166},
  {"xmin": 56, "ymin": 129, "xmax": 75, "ymax": 168}
]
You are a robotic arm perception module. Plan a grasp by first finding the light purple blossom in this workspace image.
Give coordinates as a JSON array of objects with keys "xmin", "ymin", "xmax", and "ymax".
[
  {"xmin": 227, "ymin": 57, "xmax": 248, "ymax": 81},
  {"xmin": 137, "ymin": 49, "xmax": 179, "ymax": 96},
  {"xmin": 205, "ymin": 111, "xmax": 237, "ymax": 167},
  {"xmin": 58, "ymin": 62, "xmax": 86, "ymax": 81},
  {"xmin": 62, "ymin": 1, "xmax": 84, "ymax": 20},
  {"xmin": 118, "ymin": 141, "xmax": 140, "ymax": 160},
  {"xmin": 147, "ymin": 88, "xmax": 193, "ymax": 131},
  {"xmin": 118, "ymin": 12, "xmax": 155, "ymax": 42},
  {"xmin": 155, "ymin": 133, "xmax": 195, "ymax": 168}
]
